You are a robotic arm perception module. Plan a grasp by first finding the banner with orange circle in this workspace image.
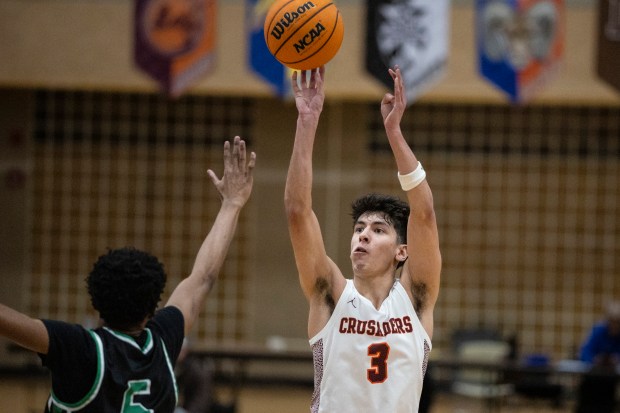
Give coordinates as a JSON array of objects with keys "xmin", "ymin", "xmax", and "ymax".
[{"xmin": 134, "ymin": 0, "xmax": 217, "ymax": 97}]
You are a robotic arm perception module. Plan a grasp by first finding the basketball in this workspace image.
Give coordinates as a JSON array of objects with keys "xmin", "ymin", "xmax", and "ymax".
[{"xmin": 264, "ymin": 0, "xmax": 344, "ymax": 70}]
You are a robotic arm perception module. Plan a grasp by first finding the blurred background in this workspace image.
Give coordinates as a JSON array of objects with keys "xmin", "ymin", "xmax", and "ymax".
[{"xmin": 0, "ymin": 0, "xmax": 618, "ymax": 411}]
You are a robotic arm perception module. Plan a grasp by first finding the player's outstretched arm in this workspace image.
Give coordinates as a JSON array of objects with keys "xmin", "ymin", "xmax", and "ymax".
[
  {"xmin": 167, "ymin": 136, "xmax": 255, "ymax": 336},
  {"xmin": 285, "ymin": 68, "xmax": 343, "ymax": 306},
  {"xmin": 0, "ymin": 303, "xmax": 48, "ymax": 354},
  {"xmin": 381, "ymin": 67, "xmax": 441, "ymax": 337}
]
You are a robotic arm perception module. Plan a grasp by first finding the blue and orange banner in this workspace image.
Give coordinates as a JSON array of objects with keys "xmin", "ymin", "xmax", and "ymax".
[
  {"xmin": 476, "ymin": 0, "xmax": 565, "ymax": 103},
  {"xmin": 134, "ymin": 0, "xmax": 217, "ymax": 97},
  {"xmin": 247, "ymin": 0, "xmax": 292, "ymax": 97},
  {"xmin": 365, "ymin": 0, "xmax": 449, "ymax": 104}
]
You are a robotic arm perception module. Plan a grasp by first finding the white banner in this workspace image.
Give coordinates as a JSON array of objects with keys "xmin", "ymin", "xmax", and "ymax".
[{"xmin": 366, "ymin": 0, "xmax": 449, "ymax": 103}]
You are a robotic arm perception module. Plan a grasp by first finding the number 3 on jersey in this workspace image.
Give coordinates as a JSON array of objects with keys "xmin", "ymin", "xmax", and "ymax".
[{"xmin": 367, "ymin": 342, "xmax": 390, "ymax": 383}]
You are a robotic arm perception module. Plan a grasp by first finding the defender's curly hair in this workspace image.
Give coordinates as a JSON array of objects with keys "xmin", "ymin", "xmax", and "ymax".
[
  {"xmin": 350, "ymin": 193, "xmax": 410, "ymax": 245},
  {"xmin": 86, "ymin": 247, "xmax": 166, "ymax": 330}
]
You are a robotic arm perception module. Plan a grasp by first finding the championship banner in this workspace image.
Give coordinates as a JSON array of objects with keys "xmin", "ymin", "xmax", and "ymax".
[
  {"xmin": 365, "ymin": 0, "xmax": 449, "ymax": 104},
  {"xmin": 596, "ymin": 0, "xmax": 620, "ymax": 93},
  {"xmin": 247, "ymin": 0, "xmax": 292, "ymax": 97},
  {"xmin": 476, "ymin": 0, "xmax": 565, "ymax": 103},
  {"xmin": 134, "ymin": 0, "xmax": 217, "ymax": 97}
]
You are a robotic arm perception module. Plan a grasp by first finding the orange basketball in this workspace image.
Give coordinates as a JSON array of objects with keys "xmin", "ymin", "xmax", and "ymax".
[{"xmin": 264, "ymin": 0, "xmax": 344, "ymax": 70}]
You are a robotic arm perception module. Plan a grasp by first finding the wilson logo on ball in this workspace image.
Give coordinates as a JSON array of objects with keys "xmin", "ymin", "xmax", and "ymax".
[
  {"xmin": 269, "ymin": 2, "xmax": 317, "ymax": 40},
  {"xmin": 264, "ymin": 0, "xmax": 344, "ymax": 70}
]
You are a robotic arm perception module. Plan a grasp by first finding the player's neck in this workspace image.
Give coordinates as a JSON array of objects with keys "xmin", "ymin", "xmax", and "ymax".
[
  {"xmin": 104, "ymin": 319, "xmax": 148, "ymax": 337},
  {"xmin": 353, "ymin": 274, "xmax": 396, "ymax": 310},
  {"xmin": 120, "ymin": 328, "xmax": 144, "ymax": 337}
]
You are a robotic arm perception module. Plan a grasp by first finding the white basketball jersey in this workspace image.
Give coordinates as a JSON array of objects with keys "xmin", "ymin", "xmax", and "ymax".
[{"xmin": 309, "ymin": 279, "xmax": 431, "ymax": 413}]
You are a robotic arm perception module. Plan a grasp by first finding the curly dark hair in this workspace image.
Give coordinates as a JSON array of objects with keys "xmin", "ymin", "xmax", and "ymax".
[
  {"xmin": 350, "ymin": 193, "xmax": 410, "ymax": 245},
  {"xmin": 86, "ymin": 247, "xmax": 166, "ymax": 330}
]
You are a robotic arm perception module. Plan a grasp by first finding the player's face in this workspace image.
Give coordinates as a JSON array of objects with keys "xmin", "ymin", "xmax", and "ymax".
[{"xmin": 350, "ymin": 212, "xmax": 401, "ymax": 274}]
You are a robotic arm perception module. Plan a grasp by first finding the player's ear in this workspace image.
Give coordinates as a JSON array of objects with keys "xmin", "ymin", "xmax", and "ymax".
[{"xmin": 395, "ymin": 244, "xmax": 408, "ymax": 263}]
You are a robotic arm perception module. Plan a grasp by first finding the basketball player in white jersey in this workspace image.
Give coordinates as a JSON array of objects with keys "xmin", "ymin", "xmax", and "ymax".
[{"xmin": 285, "ymin": 66, "xmax": 441, "ymax": 413}]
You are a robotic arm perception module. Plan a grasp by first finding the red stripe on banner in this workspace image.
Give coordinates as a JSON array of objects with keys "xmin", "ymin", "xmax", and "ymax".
[{"xmin": 518, "ymin": 0, "xmax": 565, "ymax": 87}]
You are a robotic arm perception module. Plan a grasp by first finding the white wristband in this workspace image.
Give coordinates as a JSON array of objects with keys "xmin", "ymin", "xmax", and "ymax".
[{"xmin": 397, "ymin": 162, "xmax": 426, "ymax": 191}]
